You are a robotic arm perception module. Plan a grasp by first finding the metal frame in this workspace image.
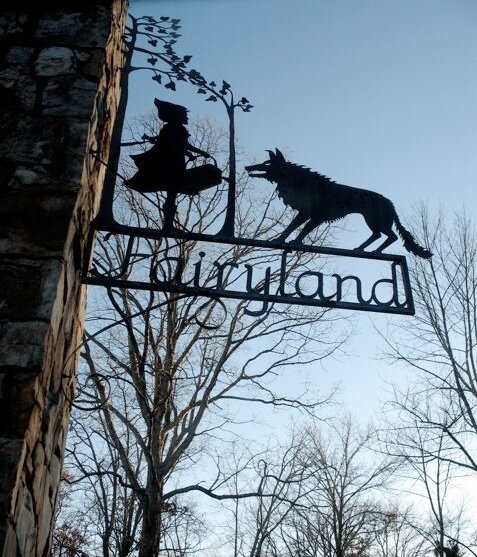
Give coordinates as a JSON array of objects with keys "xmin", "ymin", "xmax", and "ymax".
[{"xmin": 81, "ymin": 221, "xmax": 415, "ymax": 316}]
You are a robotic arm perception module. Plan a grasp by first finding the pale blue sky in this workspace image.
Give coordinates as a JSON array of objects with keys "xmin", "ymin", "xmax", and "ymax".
[
  {"xmin": 130, "ymin": 0, "xmax": 477, "ymax": 212},
  {"xmin": 127, "ymin": 0, "xmax": 477, "ymax": 418}
]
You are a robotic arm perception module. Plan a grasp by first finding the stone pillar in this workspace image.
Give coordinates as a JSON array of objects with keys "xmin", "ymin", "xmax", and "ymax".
[{"xmin": 0, "ymin": 1, "xmax": 128, "ymax": 555}]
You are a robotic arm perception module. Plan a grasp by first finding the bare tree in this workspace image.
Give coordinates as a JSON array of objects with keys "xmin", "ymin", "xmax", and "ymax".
[
  {"xmin": 224, "ymin": 432, "xmax": 311, "ymax": 557},
  {"xmin": 227, "ymin": 417, "xmax": 393, "ymax": 557},
  {"xmin": 51, "ymin": 471, "xmax": 90, "ymax": 557},
  {"xmin": 380, "ymin": 207, "xmax": 477, "ymax": 556},
  {"xmin": 63, "ymin": 110, "xmax": 349, "ymax": 556},
  {"xmin": 382, "ymin": 397, "xmax": 473, "ymax": 556},
  {"xmin": 370, "ymin": 505, "xmax": 425, "ymax": 557},
  {"xmin": 384, "ymin": 208, "xmax": 477, "ymax": 472},
  {"xmin": 278, "ymin": 417, "xmax": 393, "ymax": 557}
]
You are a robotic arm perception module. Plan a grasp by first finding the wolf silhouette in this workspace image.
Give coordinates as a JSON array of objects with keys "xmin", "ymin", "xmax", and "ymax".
[{"xmin": 245, "ymin": 149, "xmax": 432, "ymax": 258}]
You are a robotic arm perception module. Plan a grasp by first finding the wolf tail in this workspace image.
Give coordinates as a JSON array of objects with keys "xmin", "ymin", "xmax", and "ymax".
[{"xmin": 394, "ymin": 213, "xmax": 432, "ymax": 259}]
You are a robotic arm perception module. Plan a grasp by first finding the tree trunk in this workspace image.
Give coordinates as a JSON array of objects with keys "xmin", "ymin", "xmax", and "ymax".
[
  {"xmin": 138, "ymin": 485, "xmax": 163, "ymax": 557},
  {"xmin": 218, "ymin": 104, "xmax": 236, "ymax": 236}
]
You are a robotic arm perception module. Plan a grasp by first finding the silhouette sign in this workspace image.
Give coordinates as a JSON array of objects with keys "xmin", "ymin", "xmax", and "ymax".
[
  {"xmin": 246, "ymin": 149, "xmax": 432, "ymax": 259},
  {"xmin": 84, "ymin": 109, "xmax": 430, "ymax": 318},
  {"xmin": 80, "ymin": 12, "xmax": 434, "ymax": 319},
  {"xmin": 124, "ymin": 99, "xmax": 222, "ymax": 231}
]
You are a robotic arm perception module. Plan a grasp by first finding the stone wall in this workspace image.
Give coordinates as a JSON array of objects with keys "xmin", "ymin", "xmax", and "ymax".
[{"xmin": 0, "ymin": 2, "xmax": 128, "ymax": 555}]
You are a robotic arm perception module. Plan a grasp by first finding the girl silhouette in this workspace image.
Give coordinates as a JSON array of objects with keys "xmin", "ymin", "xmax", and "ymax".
[{"xmin": 125, "ymin": 99, "xmax": 222, "ymax": 231}]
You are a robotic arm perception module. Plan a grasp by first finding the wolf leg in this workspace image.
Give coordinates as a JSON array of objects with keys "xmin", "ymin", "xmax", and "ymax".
[
  {"xmin": 374, "ymin": 230, "xmax": 397, "ymax": 253},
  {"xmin": 292, "ymin": 220, "xmax": 320, "ymax": 244},
  {"xmin": 354, "ymin": 231, "xmax": 381, "ymax": 251},
  {"xmin": 276, "ymin": 213, "xmax": 308, "ymax": 242}
]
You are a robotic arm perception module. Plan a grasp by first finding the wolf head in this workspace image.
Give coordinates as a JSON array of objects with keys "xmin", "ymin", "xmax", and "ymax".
[{"xmin": 245, "ymin": 148, "xmax": 287, "ymax": 183}]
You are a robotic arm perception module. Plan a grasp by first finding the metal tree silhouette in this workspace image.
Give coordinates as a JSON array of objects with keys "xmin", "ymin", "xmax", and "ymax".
[
  {"xmin": 96, "ymin": 13, "xmax": 252, "ymax": 238},
  {"xmin": 185, "ymin": 72, "xmax": 253, "ymax": 236}
]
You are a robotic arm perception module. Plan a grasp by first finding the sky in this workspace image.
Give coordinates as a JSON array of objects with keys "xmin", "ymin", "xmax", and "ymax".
[{"xmin": 126, "ymin": 0, "xmax": 477, "ymax": 420}]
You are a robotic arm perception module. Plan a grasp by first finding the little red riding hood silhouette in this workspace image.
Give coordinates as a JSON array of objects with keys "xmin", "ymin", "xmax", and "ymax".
[{"xmin": 124, "ymin": 99, "xmax": 222, "ymax": 231}]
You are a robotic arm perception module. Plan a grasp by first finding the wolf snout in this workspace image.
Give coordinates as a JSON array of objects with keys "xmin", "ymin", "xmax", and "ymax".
[
  {"xmin": 245, "ymin": 163, "xmax": 266, "ymax": 177},
  {"xmin": 245, "ymin": 163, "xmax": 260, "ymax": 172}
]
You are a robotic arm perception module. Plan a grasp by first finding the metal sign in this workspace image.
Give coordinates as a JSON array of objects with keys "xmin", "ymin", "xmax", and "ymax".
[
  {"xmin": 246, "ymin": 149, "xmax": 432, "ymax": 259},
  {"xmin": 82, "ymin": 221, "xmax": 416, "ymax": 316},
  {"xmin": 81, "ymin": 15, "xmax": 431, "ymax": 317}
]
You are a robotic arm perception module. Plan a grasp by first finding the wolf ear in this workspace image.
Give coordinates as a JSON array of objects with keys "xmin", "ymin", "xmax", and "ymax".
[
  {"xmin": 266, "ymin": 149, "xmax": 276, "ymax": 160},
  {"xmin": 275, "ymin": 148, "xmax": 285, "ymax": 161}
]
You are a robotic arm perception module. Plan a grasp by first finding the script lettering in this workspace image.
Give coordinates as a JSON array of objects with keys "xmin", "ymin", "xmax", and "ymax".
[
  {"xmin": 333, "ymin": 274, "xmax": 372, "ymax": 305},
  {"xmin": 244, "ymin": 264, "xmax": 272, "ymax": 316},
  {"xmin": 295, "ymin": 270, "xmax": 336, "ymax": 301},
  {"xmin": 151, "ymin": 255, "xmax": 185, "ymax": 285},
  {"xmin": 370, "ymin": 262, "xmax": 406, "ymax": 308},
  {"xmin": 85, "ymin": 231, "xmax": 415, "ymax": 316}
]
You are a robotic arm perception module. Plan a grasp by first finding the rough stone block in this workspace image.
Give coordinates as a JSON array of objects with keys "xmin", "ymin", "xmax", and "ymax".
[
  {"xmin": 32, "ymin": 449, "xmax": 48, "ymax": 523},
  {"xmin": 0, "ymin": 438, "xmax": 24, "ymax": 501},
  {"xmin": 48, "ymin": 453, "xmax": 61, "ymax": 492},
  {"xmin": 32, "ymin": 443, "xmax": 45, "ymax": 471},
  {"xmin": 0, "ymin": 322, "xmax": 48, "ymax": 368},
  {"xmin": 0, "ymin": 524, "xmax": 16, "ymax": 557},
  {"xmin": 0, "ymin": 262, "xmax": 43, "ymax": 320},
  {"xmin": 0, "ymin": 116, "xmax": 68, "ymax": 170},
  {"xmin": 0, "ymin": 187, "xmax": 77, "ymax": 250},
  {"xmin": 77, "ymin": 48, "xmax": 105, "ymax": 79},
  {"xmin": 0, "ymin": 259, "xmax": 62, "ymax": 321},
  {"xmin": 42, "ymin": 76, "xmax": 97, "ymax": 117},
  {"xmin": 11, "ymin": 167, "xmax": 50, "ymax": 186},
  {"xmin": 0, "ymin": 371, "xmax": 39, "ymax": 437},
  {"xmin": 5, "ymin": 46, "xmax": 34, "ymax": 66},
  {"xmin": 15, "ymin": 488, "xmax": 35, "ymax": 557},
  {"xmin": 34, "ymin": 12, "xmax": 83, "ymax": 42},
  {"xmin": 0, "ymin": 67, "xmax": 37, "ymax": 112},
  {"xmin": 34, "ymin": 8, "xmax": 110, "ymax": 47},
  {"xmin": 34, "ymin": 47, "xmax": 76, "ymax": 77},
  {"xmin": 0, "ymin": 238, "xmax": 63, "ymax": 260},
  {"xmin": 35, "ymin": 493, "xmax": 52, "ymax": 555},
  {"xmin": 14, "ymin": 374, "xmax": 39, "ymax": 435},
  {"xmin": 0, "ymin": 12, "xmax": 27, "ymax": 37}
]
